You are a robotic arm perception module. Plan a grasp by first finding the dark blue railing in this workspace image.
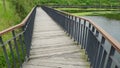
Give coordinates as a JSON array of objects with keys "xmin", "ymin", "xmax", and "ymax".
[
  {"xmin": 42, "ymin": 6, "xmax": 120, "ymax": 68},
  {"xmin": 0, "ymin": 6, "xmax": 120, "ymax": 68},
  {"xmin": 0, "ymin": 7, "xmax": 36, "ymax": 68}
]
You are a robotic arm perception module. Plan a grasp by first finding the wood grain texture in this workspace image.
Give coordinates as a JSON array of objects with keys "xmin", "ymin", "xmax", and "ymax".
[{"xmin": 22, "ymin": 7, "xmax": 90, "ymax": 68}]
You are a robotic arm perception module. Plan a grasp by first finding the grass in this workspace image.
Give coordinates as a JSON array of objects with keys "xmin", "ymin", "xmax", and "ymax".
[
  {"xmin": 57, "ymin": 8, "xmax": 118, "ymax": 11},
  {"xmin": 72, "ymin": 11, "xmax": 117, "ymax": 15},
  {"xmin": 0, "ymin": 1, "xmax": 20, "ymax": 31},
  {"xmin": 0, "ymin": 29, "xmax": 26, "ymax": 68},
  {"xmin": 56, "ymin": 8, "xmax": 80, "ymax": 10},
  {"xmin": 0, "ymin": 1, "xmax": 25, "ymax": 68},
  {"xmin": 0, "ymin": 37, "xmax": 26, "ymax": 68},
  {"xmin": 95, "ymin": 13, "xmax": 120, "ymax": 20},
  {"xmin": 72, "ymin": 11, "xmax": 120, "ymax": 20},
  {"xmin": 57, "ymin": 8, "xmax": 120, "ymax": 20}
]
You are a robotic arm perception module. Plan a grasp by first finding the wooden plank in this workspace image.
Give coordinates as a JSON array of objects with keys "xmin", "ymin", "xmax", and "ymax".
[
  {"xmin": 24, "ymin": 60, "xmax": 90, "ymax": 68},
  {"xmin": 31, "ymin": 42, "xmax": 74, "ymax": 49},
  {"xmin": 30, "ymin": 45, "xmax": 79, "ymax": 53},
  {"xmin": 30, "ymin": 48, "xmax": 80, "ymax": 58},
  {"xmin": 22, "ymin": 7, "xmax": 90, "ymax": 68},
  {"xmin": 23, "ymin": 64, "xmax": 53, "ymax": 68}
]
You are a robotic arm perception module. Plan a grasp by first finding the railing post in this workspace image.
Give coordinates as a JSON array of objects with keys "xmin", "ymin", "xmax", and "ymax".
[
  {"xmin": 81, "ymin": 20, "xmax": 85, "ymax": 49},
  {"xmin": 76, "ymin": 18, "xmax": 79, "ymax": 43},
  {"xmin": 67, "ymin": 15, "xmax": 69, "ymax": 35},
  {"xmin": 92, "ymin": 30, "xmax": 99, "ymax": 68},
  {"xmin": 0, "ymin": 7, "xmax": 36, "ymax": 68},
  {"xmin": 73, "ymin": 16, "xmax": 76, "ymax": 41},
  {"xmin": 82, "ymin": 20, "xmax": 86, "ymax": 48},
  {"xmin": 23, "ymin": 26, "xmax": 29, "ymax": 60},
  {"xmin": 106, "ymin": 46, "xmax": 115, "ymax": 68},
  {"xmin": 8, "ymin": 41, "xmax": 16, "ymax": 68},
  {"xmin": 95, "ymin": 30, "xmax": 99, "ymax": 37},
  {"xmin": 84, "ymin": 22, "xmax": 89, "ymax": 50},
  {"xmin": 79, "ymin": 20, "xmax": 83, "ymax": 46},
  {"xmin": 78, "ymin": 19, "xmax": 81, "ymax": 45},
  {"xmin": 74, "ymin": 17, "xmax": 77, "ymax": 41},
  {"xmin": 71, "ymin": 16, "xmax": 74, "ymax": 39},
  {"xmin": 68, "ymin": 15, "xmax": 71, "ymax": 36},
  {"xmin": 70, "ymin": 16, "xmax": 73, "ymax": 39},
  {"xmin": 0, "ymin": 36, "xmax": 10, "ymax": 68},
  {"xmin": 42, "ymin": 6, "xmax": 120, "ymax": 68},
  {"xmin": 19, "ymin": 34, "xmax": 25, "ymax": 59},
  {"xmin": 12, "ymin": 30, "xmax": 22, "ymax": 67},
  {"xmin": 98, "ymin": 37, "xmax": 106, "ymax": 68}
]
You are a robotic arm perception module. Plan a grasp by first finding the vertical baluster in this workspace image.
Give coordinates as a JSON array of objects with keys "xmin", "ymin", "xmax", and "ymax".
[
  {"xmin": 73, "ymin": 16, "xmax": 75, "ymax": 39},
  {"xmin": 68, "ymin": 15, "xmax": 70, "ymax": 36},
  {"xmin": 80, "ymin": 20, "xmax": 83, "ymax": 47},
  {"xmin": 65, "ymin": 14, "xmax": 68, "ymax": 33},
  {"xmin": 67, "ymin": 15, "xmax": 69, "ymax": 34},
  {"xmin": 98, "ymin": 37, "xmax": 106, "ymax": 68},
  {"xmin": 89, "ymin": 23, "xmax": 92, "ymax": 30},
  {"xmin": 22, "ymin": 31, "xmax": 27, "ymax": 58},
  {"xmin": 78, "ymin": 19, "xmax": 81, "ymax": 45},
  {"xmin": 65, "ymin": 15, "xmax": 68, "ymax": 34},
  {"xmin": 85, "ymin": 22, "xmax": 90, "ymax": 61},
  {"xmin": 94, "ymin": 44, "xmax": 104, "ymax": 68},
  {"xmin": 79, "ymin": 19, "xmax": 82, "ymax": 45},
  {"xmin": 71, "ymin": 16, "xmax": 74, "ymax": 39},
  {"xmin": 24, "ymin": 24, "xmax": 29, "ymax": 59},
  {"xmin": 73, "ymin": 17, "xmax": 75, "ymax": 41},
  {"xmin": 28, "ymin": 18, "xmax": 32, "ymax": 57},
  {"xmin": 93, "ymin": 41, "xmax": 99, "ymax": 67},
  {"xmin": 73, "ymin": 17, "xmax": 76, "ymax": 41},
  {"xmin": 19, "ymin": 34, "xmax": 25, "ymax": 60},
  {"xmin": 70, "ymin": 16, "xmax": 73, "ymax": 39},
  {"xmin": 99, "ymin": 50, "xmax": 107, "ymax": 68},
  {"xmin": 75, "ymin": 17, "xmax": 78, "ymax": 41},
  {"xmin": 82, "ymin": 20, "xmax": 86, "ymax": 48},
  {"xmin": 8, "ymin": 41, "xmax": 16, "ymax": 68},
  {"xmin": 92, "ymin": 27, "xmax": 95, "ymax": 33},
  {"xmin": 101, "ymin": 37, "xmax": 105, "ymax": 44},
  {"xmin": 106, "ymin": 46, "xmax": 115, "ymax": 68},
  {"xmin": 76, "ymin": 18, "xmax": 79, "ymax": 43},
  {"xmin": 84, "ymin": 22, "xmax": 89, "ymax": 51},
  {"xmin": 85, "ymin": 22, "xmax": 91, "ymax": 48},
  {"xmin": 22, "ymin": 25, "xmax": 27, "ymax": 60},
  {"xmin": 24, "ymin": 17, "xmax": 32, "ymax": 59},
  {"xmin": 92, "ymin": 30, "xmax": 99, "ymax": 68},
  {"xmin": 80, "ymin": 20, "xmax": 85, "ymax": 49},
  {"xmin": 0, "ymin": 36, "xmax": 10, "ymax": 68},
  {"xmin": 12, "ymin": 30, "xmax": 22, "ymax": 67},
  {"xmin": 95, "ymin": 30, "xmax": 99, "ymax": 37}
]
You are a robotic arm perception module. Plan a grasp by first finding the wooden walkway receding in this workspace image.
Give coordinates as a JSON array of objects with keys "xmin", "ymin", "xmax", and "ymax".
[{"xmin": 23, "ymin": 7, "xmax": 90, "ymax": 68}]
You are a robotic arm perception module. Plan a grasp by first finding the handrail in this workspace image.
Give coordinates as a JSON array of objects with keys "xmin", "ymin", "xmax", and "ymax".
[
  {"xmin": 0, "ymin": 7, "xmax": 35, "ymax": 36},
  {"xmin": 42, "ymin": 6, "xmax": 120, "ymax": 68},
  {"xmin": 56, "ymin": 9, "xmax": 120, "ymax": 53},
  {"xmin": 0, "ymin": 6, "xmax": 36, "ymax": 68}
]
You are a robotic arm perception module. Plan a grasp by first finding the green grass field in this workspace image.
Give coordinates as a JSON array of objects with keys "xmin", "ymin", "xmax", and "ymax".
[
  {"xmin": 0, "ymin": 1, "xmax": 20, "ymax": 31},
  {"xmin": 0, "ymin": 0, "xmax": 120, "ymax": 67},
  {"xmin": 57, "ymin": 8, "xmax": 120, "ymax": 20},
  {"xmin": 0, "ymin": 1, "xmax": 23, "ymax": 67}
]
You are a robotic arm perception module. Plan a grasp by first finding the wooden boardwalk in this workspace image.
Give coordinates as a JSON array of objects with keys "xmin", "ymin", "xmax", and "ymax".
[{"xmin": 23, "ymin": 7, "xmax": 90, "ymax": 68}]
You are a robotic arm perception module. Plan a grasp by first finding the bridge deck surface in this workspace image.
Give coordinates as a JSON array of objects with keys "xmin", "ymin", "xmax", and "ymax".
[{"xmin": 23, "ymin": 7, "xmax": 90, "ymax": 68}]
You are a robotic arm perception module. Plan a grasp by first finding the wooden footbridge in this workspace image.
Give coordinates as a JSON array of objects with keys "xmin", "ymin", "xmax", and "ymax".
[{"xmin": 0, "ymin": 6, "xmax": 120, "ymax": 68}]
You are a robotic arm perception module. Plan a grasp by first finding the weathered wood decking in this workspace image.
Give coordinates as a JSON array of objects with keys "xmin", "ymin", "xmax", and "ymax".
[{"xmin": 23, "ymin": 7, "xmax": 90, "ymax": 68}]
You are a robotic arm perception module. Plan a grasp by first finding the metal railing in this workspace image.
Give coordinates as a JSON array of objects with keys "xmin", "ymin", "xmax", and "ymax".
[
  {"xmin": 0, "ymin": 7, "xmax": 36, "ymax": 68},
  {"xmin": 42, "ymin": 6, "xmax": 120, "ymax": 68}
]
